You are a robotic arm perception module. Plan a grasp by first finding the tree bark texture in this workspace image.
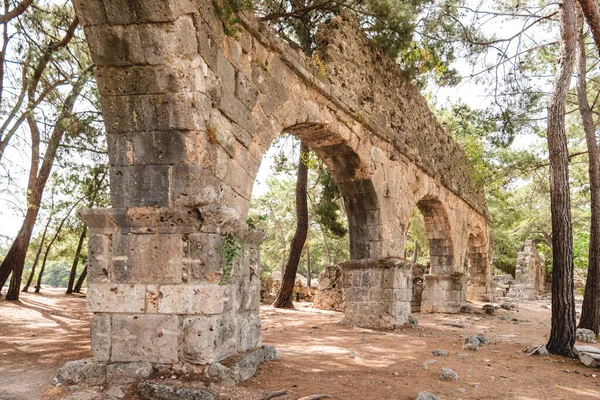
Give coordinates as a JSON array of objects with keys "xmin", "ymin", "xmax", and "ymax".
[
  {"xmin": 545, "ymin": 0, "xmax": 578, "ymax": 358},
  {"xmin": 576, "ymin": 24, "xmax": 600, "ymax": 334},
  {"xmin": 73, "ymin": 265, "xmax": 87, "ymax": 293},
  {"xmin": 66, "ymin": 225, "xmax": 87, "ymax": 294},
  {"xmin": 273, "ymin": 142, "xmax": 310, "ymax": 308},
  {"xmin": 22, "ymin": 214, "xmax": 51, "ymax": 292},
  {"xmin": 577, "ymin": 0, "xmax": 600, "ymax": 55}
]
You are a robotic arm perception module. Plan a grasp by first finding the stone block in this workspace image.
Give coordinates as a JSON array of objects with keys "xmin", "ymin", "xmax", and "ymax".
[
  {"xmin": 235, "ymin": 71, "xmax": 258, "ymax": 109},
  {"xmin": 155, "ymin": 92, "xmax": 210, "ymax": 131},
  {"xmin": 169, "ymin": 164, "xmax": 224, "ymax": 207},
  {"xmin": 87, "ymin": 233, "xmax": 111, "ymax": 283},
  {"xmin": 182, "ymin": 315, "xmax": 237, "ymax": 364},
  {"xmin": 111, "ymin": 233, "xmax": 183, "ymax": 283},
  {"xmin": 54, "ymin": 358, "xmax": 106, "ymax": 386},
  {"xmin": 157, "ymin": 284, "xmax": 224, "ymax": 314},
  {"xmin": 237, "ymin": 314, "xmax": 262, "ymax": 352},
  {"xmin": 101, "ymin": 95, "xmax": 157, "ymax": 134},
  {"xmin": 111, "ymin": 314, "xmax": 179, "ymax": 363},
  {"xmin": 130, "ymin": 131, "xmax": 188, "ymax": 165},
  {"xmin": 78, "ymin": 208, "xmax": 119, "ymax": 234},
  {"xmin": 106, "ymin": 362, "xmax": 154, "ymax": 384},
  {"xmin": 87, "ymin": 283, "xmax": 146, "ymax": 313},
  {"xmin": 84, "ymin": 24, "xmax": 145, "ymax": 67},
  {"xmin": 110, "ymin": 165, "xmax": 170, "ymax": 207},
  {"xmin": 72, "ymin": 0, "xmax": 107, "ymax": 26},
  {"xmin": 139, "ymin": 16, "xmax": 197, "ymax": 65},
  {"xmin": 91, "ymin": 313, "xmax": 111, "ymax": 361}
]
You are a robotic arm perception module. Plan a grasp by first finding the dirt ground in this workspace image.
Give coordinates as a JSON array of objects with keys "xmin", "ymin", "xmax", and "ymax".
[{"xmin": 1, "ymin": 289, "xmax": 600, "ymax": 400}]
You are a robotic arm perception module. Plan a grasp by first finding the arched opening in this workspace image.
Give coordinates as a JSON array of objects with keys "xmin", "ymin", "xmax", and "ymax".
[
  {"xmin": 246, "ymin": 123, "xmax": 382, "ymax": 306},
  {"xmin": 465, "ymin": 227, "xmax": 491, "ymax": 301},
  {"xmin": 250, "ymin": 133, "xmax": 350, "ymax": 302},
  {"xmin": 417, "ymin": 196, "xmax": 454, "ymax": 276},
  {"xmin": 412, "ymin": 195, "xmax": 465, "ymax": 313},
  {"xmin": 404, "ymin": 208, "xmax": 429, "ymax": 313}
]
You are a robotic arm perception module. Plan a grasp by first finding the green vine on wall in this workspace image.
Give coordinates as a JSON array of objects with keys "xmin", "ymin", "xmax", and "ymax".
[
  {"xmin": 214, "ymin": 0, "xmax": 253, "ymax": 38},
  {"xmin": 218, "ymin": 232, "xmax": 244, "ymax": 285}
]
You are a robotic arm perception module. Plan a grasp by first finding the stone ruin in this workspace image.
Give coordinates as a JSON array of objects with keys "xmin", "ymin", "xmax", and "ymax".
[
  {"xmin": 267, "ymin": 271, "xmax": 316, "ymax": 302},
  {"xmin": 314, "ymin": 264, "xmax": 343, "ymax": 311},
  {"xmin": 506, "ymin": 240, "xmax": 546, "ymax": 300},
  {"xmin": 68, "ymin": 0, "xmax": 494, "ymax": 385}
]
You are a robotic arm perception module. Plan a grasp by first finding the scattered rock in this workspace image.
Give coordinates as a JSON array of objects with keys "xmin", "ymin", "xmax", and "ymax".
[
  {"xmin": 482, "ymin": 304, "xmax": 495, "ymax": 315},
  {"xmin": 415, "ymin": 392, "xmax": 440, "ymax": 400},
  {"xmin": 460, "ymin": 305, "xmax": 471, "ymax": 314},
  {"xmin": 439, "ymin": 368, "xmax": 458, "ymax": 381},
  {"xmin": 138, "ymin": 381, "xmax": 218, "ymax": 400},
  {"xmin": 500, "ymin": 303, "xmax": 512, "ymax": 310},
  {"xmin": 106, "ymin": 362, "xmax": 153, "ymax": 384},
  {"xmin": 433, "ymin": 349, "xmax": 448, "ymax": 357},
  {"xmin": 575, "ymin": 345, "xmax": 600, "ymax": 367},
  {"xmin": 577, "ymin": 328, "xmax": 598, "ymax": 344},
  {"xmin": 464, "ymin": 336, "xmax": 480, "ymax": 351},
  {"xmin": 54, "ymin": 359, "xmax": 106, "ymax": 387},
  {"xmin": 105, "ymin": 386, "xmax": 125, "ymax": 400},
  {"xmin": 476, "ymin": 333, "xmax": 491, "ymax": 345},
  {"xmin": 263, "ymin": 345, "xmax": 279, "ymax": 361}
]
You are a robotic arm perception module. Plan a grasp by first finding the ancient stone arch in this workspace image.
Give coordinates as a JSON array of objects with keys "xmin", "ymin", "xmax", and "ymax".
[{"xmin": 73, "ymin": 0, "xmax": 493, "ymax": 372}]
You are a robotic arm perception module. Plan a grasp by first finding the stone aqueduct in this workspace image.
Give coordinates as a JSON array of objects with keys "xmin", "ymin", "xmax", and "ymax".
[{"xmin": 73, "ymin": 0, "xmax": 492, "ymax": 369}]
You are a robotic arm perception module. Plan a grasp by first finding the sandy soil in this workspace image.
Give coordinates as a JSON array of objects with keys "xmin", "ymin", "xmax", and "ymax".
[{"xmin": 1, "ymin": 289, "xmax": 600, "ymax": 400}]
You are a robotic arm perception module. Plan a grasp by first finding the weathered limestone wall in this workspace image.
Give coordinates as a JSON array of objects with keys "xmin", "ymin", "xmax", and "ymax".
[
  {"xmin": 314, "ymin": 264, "xmax": 343, "ymax": 311},
  {"xmin": 507, "ymin": 240, "xmax": 545, "ymax": 300},
  {"xmin": 341, "ymin": 259, "xmax": 414, "ymax": 329},
  {"xmin": 72, "ymin": 0, "xmax": 493, "ymax": 369}
]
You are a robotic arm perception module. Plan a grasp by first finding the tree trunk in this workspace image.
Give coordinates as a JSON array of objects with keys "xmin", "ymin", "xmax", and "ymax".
[
  {"xmin": 412, "ymin": 240, "xmax": 419, "ymax": 263},
  {"xmin": 306, "ymin": 245, "xmax": 311, "ymax": 288},
  {"xmin": 273, "ymin": 142, "xmax": 310, "ymax": 308},
  {"xmin": 576, "ymin": 24, "xmax": 600, "ymax": 334},
  {"xmin": 34, "ymin": 200, "xmax": 80, "ymax": 293},
  {"xmin": 66, "ymin": 225, "xmax": 87, "ymax": 294},
  {"xmin": 0, "ymin": 63, "xmax": 90, "ymax": 300},
  {"xmin": 319, "ymin": 223, "xmax": 332, "ymax": 264},
  {"xmin": 545, "ymin": 0, "xmax": 578, "ymax": 358},
  {"xmin": 22, "ymin": 214, "xmax": 52, "ymax": 292},
  {"xmin": 2, "ymin": 206, "xmax": 41, "ymax": 299},
  {"xmin": 577, "ymin": 0, "xmax": 600, "ymax": 55},
  {"xmin": 73, "ymin": 265, "xmax": 87, "ymax": 293}
]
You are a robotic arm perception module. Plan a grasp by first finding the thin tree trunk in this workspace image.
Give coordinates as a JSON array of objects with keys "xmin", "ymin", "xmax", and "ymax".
[
  {"xmin": 576, "ymin": 23, "xmax": 600, "ymax": 334},
  {"xmin": 545, "ymin": 0, "xmax": 578, "ymax": 358},
  {"xmin": 268, "ymin": 202, "xmax": 287, "ymax": 274},
  {"xmin": 0, "ymin": 63, "xmax": 90, "ymax": 301},
  {"xmin": 577, "ymin": 0, "xmax": 600, "ymax": 55},
  {"xmin": 318, "ymin": 223, "xmax": 332, "ymax": 264},
  {"xmin": 22, "ymin": 214, "xmax": 52, "ymax": 292},
  {"xmin": 34, "ymin": 198, "xmax": 82, "ymax": 293},
  {"xmin": 412, "ymin": 240, "xmax": 419, "ymax": 263},
  {"xmin": 306, "ymin": 245, "xmax": 311, "ymax": 288},
  {"xmin": 274, "ymin": 142, "xmax": 310, "ymax": 308},
  {"xmin": 66, "ymin": 225, "xmax": 87, "ymax": 294},
  {"xmin": 73, "ymin": 265, "xmax": 87, "ymax": 293}
]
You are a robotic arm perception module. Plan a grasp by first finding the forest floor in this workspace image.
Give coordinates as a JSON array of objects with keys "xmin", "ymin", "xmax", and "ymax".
[{"xmin": 1, "ymin": 288, "xmax": 600, "ymax": 399}]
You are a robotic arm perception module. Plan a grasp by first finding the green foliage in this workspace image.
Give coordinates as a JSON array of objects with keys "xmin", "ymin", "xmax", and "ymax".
[
  {"xmin": 215, "ymin": 0, "xmax": 254, "ymax": 37},
  {"xmin": 218, "ymin": 233, "xmax": 244, "ymax": 285}
]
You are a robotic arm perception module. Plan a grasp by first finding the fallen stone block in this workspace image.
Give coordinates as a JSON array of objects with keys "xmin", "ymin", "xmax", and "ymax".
[
  {"xmin": 575, "ymin": 345, "xmax": 600, "ymax": 368},
  {"xmin": 576, "ymin": 328, "xmax": 597, "ymax": 344},
  {"xmin": 463, "ymin": 336, "xmax": 480, "ymax": 351},
  {"xmin": 54, "ymin": 358, "xmax": 106, "ymax": 387}
]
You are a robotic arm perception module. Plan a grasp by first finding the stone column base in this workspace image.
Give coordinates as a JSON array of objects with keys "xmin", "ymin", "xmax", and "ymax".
[
  {"xmin": 340, "ymin": 258, "xmax": 416, "ymax": 329},
  {"xmin": 53, "ymin": 346, "xmax": 279, "ymax": 387},
  {"xmin": 466, "ymin": 285, "xmax": 494, "ymax": 302},
  {"xmin": 420, "ymin": 274, "xmax": 467, "ymax": 313}
]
